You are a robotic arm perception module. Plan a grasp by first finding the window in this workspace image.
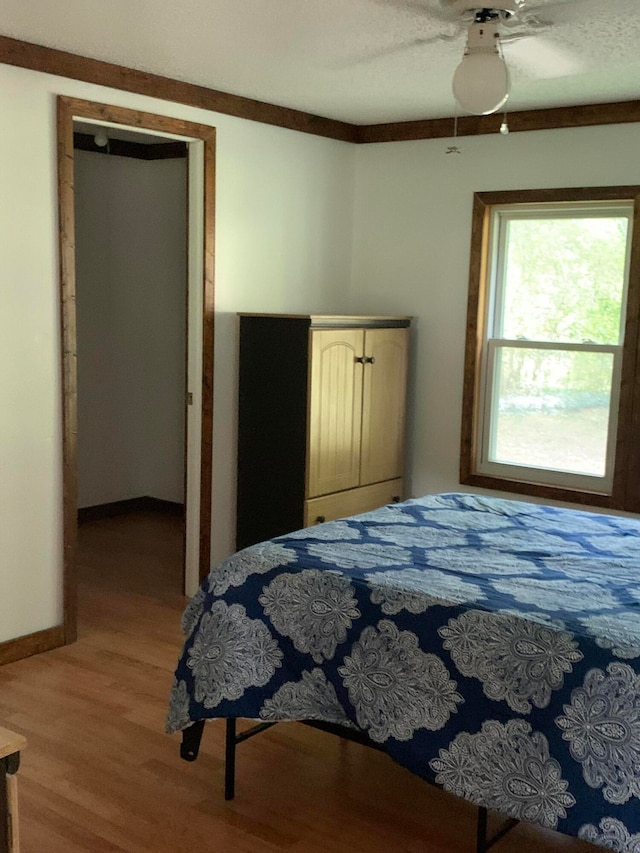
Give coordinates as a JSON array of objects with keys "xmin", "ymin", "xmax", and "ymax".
[{"xmin": 461, "ymin": 187, "xmax": 640, "ymax": 512}]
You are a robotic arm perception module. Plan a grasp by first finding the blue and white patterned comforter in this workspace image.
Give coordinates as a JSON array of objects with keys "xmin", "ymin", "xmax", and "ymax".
[{"xmin": 168, "ymin": 493, "xmax": 640, "ymax": 851}]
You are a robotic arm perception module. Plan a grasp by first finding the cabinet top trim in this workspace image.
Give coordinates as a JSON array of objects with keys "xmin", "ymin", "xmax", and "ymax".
[{"xmin": 238, "ymin": 313, "xmax": 412, "ymax": 328}]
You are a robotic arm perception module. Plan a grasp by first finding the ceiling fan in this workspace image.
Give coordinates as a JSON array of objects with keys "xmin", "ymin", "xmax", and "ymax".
[
  {"xmin": 451, "ymin": 3, "xmax": 517, "ymax": 115},
  {"xmin": 448, "ymin": 0, "xmax": 593, "ymax": 114},
  {"xmin": 362, "ymin": 0, "xmax": 637, "ymax": 116}
]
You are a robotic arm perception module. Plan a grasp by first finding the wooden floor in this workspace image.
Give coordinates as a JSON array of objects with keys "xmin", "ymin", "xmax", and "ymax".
[{"xmin": 0, "ymin": 512, "xmax": 595, "ymax": 852}]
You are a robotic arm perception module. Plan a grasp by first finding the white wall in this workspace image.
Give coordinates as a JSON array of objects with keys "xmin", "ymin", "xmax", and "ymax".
[
  {"xmin": 0, "ymin": 63, "xmax": 354, "ymax": 643},
  {"xmin": 5, "ymin": 56, "xmax": 639, "ymax": 647},
  {"xmin": 349, "ymin": 123, "xmax": 640, "ymax": 504},
  {"xmin": 75, "ymin": 150, "xmax": 187, "ymax": 508}
]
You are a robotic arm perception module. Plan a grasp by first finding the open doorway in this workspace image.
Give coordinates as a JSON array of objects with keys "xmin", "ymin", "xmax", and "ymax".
[
  {"xmin": 57, "ymin": 97, "xmax": 216, "ymax": 644},
  {"xmin": 74, "ymin": 122, "xmax": 188, "ymax": 606}
]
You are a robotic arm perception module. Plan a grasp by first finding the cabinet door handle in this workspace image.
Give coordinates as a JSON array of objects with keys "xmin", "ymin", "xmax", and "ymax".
[
  {"xmin": 365, "ymin": 356, "xmax": 376, "ymax": 364},
  {"xmin": 355, "ymin": 356, "xmax": 365, "ymax": 364}
]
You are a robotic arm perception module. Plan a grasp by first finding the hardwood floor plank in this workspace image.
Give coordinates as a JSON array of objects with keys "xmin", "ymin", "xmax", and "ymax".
[{"xmin": 0, "ymin": 512, "xmax": 595, "ymax": 852}]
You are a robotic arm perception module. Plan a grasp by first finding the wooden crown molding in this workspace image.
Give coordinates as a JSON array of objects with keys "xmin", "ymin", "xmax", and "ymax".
[
  {"xmin": 2, "ymin": 35, "xmax": 640, "ymax": 143},
  {"xmin": 355, "ymin": 100, "xmax": 640, "ymax": 143},
  {"xmin": 0, "ymin": 35, "xmax": 357, "ymax": 143}
]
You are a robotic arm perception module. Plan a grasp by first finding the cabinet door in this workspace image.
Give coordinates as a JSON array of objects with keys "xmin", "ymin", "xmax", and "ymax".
[
  {"xmin": 307, "ymin": 329, "xmax": 364, "ymax": 498},
  {"xmin": 359, "ymin": 327, "xmax": 409, "ymax": 486}
]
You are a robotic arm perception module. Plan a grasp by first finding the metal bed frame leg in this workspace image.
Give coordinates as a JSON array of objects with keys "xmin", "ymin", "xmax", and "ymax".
[
  {"xmin": 180, "ymin": 720, "xmax": 205, "ymax": 762},
  {"xmin": 181, "ymin": 718, "xmax": 239, "ymax": 801},
  {"xmin": 476, "ymin": 805, "xmax": 519, "ymax": 852},
  {"xmin": 185, "ymin": 720, "xmax": 518, "ymax": 851},
  {"xmin": 225, "ymin": 718, "xmax": 237, "ymax": 801},
  {"xmin": 476, "ymin": 806, "xmax": 488, "ymax": 853},
  {"xmin": 223, "ymin": 717, "xmax": 277, "ymax": 801}
]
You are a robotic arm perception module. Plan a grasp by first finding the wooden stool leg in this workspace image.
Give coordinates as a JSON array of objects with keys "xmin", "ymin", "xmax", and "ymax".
[
  {"xmin": 0, "ymin": 767, "xmax": 7, "ymax": 853},
  {"xmin": 0, "ymin": 728, "xmax": 26, "ymax": 853},
  {"xmin": 6, "ymin": 775, "xmax": 18, "ymax": 853}
]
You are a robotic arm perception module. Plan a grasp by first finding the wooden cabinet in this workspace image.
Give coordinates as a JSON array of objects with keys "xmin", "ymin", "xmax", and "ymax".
[{"xmin": 236, "ymin": 314, "xmax": 410, "ymax": 549}]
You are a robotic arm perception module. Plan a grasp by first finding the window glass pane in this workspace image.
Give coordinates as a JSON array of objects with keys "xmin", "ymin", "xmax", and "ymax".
[
  {"xmin": 489, "ymin": 347, "xmax": 614, "ymax": 477},
  {"xmin": 499, "ymin": 216, "xmax": 628, "ymax": 345}
]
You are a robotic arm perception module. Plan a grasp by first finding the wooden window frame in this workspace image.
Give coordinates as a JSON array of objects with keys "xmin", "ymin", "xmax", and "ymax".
[{"xmin": 460, "ymin": 186, "xmax": 640, "ymax": 513}]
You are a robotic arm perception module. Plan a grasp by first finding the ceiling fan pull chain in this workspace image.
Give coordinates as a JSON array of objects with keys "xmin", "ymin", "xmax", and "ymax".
[
  {"xmin": 446, "ymin": 107, "xmax": 462, "ymax": 155},
  {"xmin": 495, "ymin": 36, "xmax": 509, "ymax": 136}
]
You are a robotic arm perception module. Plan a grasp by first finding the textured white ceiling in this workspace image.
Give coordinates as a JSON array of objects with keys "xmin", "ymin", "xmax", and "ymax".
[{"xmin": 1, "ymin": 0, "xmax": 639, "ymax": 124}]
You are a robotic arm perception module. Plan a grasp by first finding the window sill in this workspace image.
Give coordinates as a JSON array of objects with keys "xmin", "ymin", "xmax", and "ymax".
[{"xmin": 460, "ymin": 471, "xmax": 618, "ymax": 512}]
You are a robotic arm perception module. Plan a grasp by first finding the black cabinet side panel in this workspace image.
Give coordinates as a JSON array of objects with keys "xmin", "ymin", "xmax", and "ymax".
[{"xmin": 236, "ymin": 317, "xmax": 309, "ymax": 549}]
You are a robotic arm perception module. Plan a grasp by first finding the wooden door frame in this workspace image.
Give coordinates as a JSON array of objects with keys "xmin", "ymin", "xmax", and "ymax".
[{"xmin": 57, "ymin": 96, "xmax": 216, "ymax": 643}]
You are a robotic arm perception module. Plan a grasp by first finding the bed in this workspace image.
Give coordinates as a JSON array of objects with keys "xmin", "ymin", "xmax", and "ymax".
[{"xmin": 167, "ymin": 492, "xmax": 640, "ymax": 852}]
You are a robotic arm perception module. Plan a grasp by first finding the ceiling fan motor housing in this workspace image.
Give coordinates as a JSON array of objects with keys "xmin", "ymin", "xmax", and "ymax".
[
  {"xmin": 449, "ymin": 0, "xmax": 524, "ymax": 20},
  {"xmin": 464, "ymin": 20, "xmax": 503, "ymax": 52}
]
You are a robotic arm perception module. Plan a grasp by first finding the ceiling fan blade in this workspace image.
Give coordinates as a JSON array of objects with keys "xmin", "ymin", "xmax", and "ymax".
[
  {"xmin": 501, "ymin": 33, "xmax": 587, "ymax": 78},
  {"xmin": 523, "ymin": 0, "xmax": 636, "ymax": 26},
  {"xmin": 365, "ymin": 0, "xmax": 457, "ymax": 24},
  {"xmin": 335, "ymin": 31, "xmax": 460, "ymax": 67}
]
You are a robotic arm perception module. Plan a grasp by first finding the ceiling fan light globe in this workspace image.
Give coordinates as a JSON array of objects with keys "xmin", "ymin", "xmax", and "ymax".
[{"xmin": 452, "ymin": 52, "xmax": 510, "ymax": 115}]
